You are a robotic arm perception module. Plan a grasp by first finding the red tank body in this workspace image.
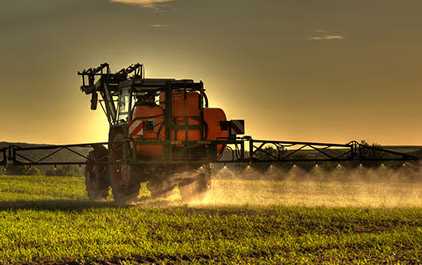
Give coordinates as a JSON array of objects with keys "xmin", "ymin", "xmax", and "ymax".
[
  {"xmin": 168, "ymin": 91, "xmax": 202, "ymax": 143},
  {"xmin": 203, "ymin": 108, "xmax": 229, "ymax": 155},
  {"xmin": 130, "ymin": 90, "xmax": 229, "ymax": 159},
  {"xmin": 130, "ymin": 105, "xmax": 164, "ymax": 158}
]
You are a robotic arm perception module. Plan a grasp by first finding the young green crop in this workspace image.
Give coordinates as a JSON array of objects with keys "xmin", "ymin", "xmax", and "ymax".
[{"xmin": 0, "ymin": 175, "xmax": 421, "ymax": 264}]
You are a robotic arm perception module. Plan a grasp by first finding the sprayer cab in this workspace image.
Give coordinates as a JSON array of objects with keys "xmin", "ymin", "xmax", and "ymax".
[{"xmin": 78, "ymin": 63, "xmax": 245, "ymax": 161}]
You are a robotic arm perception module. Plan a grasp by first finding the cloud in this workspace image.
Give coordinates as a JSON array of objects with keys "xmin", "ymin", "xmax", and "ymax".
[
  {"xmin": 151, "ymin": 24, "xmax": 169, "ymax": 29},
  {"xmin": 309, "ymin": 30, "xmax": 345, "ymax": 41},
  {"xmin": 309, "ymin": 35, "xmax": 345, "ymax": 41},
  {"xmin": 111, "ymin": 0, "xmax": 175, "ymax": 7}
]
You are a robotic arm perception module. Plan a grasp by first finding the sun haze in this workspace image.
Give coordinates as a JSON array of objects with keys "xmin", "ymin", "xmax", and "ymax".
[{"xmin": 1, "ymin": 0, "xmax": 422, "ymax": 145}]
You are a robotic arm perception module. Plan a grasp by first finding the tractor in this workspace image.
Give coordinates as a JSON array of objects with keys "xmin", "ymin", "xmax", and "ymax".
[{"xmin": 79, "ymin": 63, "xmax": 244, "ymax": 204}]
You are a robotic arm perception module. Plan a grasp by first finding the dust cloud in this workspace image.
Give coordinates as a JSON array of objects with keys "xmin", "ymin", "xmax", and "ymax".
[{"xmin": 188, "ymin": 164, "xmax": 422, "ymax": 208}]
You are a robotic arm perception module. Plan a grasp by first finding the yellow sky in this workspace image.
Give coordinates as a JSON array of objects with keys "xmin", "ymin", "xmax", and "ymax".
[{"xmin": 1, "ymin": 0, "xmax": 422, "ymax": 145}]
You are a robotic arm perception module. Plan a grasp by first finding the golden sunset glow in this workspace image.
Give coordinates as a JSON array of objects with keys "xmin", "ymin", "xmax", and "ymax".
[{"xmin": 1, "ymin": 0, "xmax": 422, "ymax": 145}]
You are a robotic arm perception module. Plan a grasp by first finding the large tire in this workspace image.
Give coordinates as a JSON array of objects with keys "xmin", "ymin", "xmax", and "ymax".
[
  {"xmin": 85, "ymin": 145, "xmax": 110, "ymax": 201},
  {"xmin": 111, "ymin": 164, "xmax": 141, "ymax": 204},
  {"xmin": 110, "ymin": 133, "xmax": 141, "ymax": 204}
]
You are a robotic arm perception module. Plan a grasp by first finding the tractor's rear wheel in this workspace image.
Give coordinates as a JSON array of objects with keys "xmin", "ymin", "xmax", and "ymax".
[
  {"xmin": 85, "ymin": 145, "xmax": 110, "ymax": 201},
  {"xmin": 111, "ymin": 163, "xmax": 141, "ymax": 204}
]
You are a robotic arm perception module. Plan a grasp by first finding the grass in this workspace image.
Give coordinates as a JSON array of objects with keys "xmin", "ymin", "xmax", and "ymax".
[{"xmin": 0, "ymin": 175, "xmax": 421, "ymax": 264}]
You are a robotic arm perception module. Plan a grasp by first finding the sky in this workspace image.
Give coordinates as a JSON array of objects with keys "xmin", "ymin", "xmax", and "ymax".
[{"xmin": 1, "ymin": 0, "xmax": 422, "ymax": 145}]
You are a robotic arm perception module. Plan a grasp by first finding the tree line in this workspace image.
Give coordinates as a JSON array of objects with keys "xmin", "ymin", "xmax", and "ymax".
[{"xmin": 0, "ymin": 165, "xmax": 83, "ymax": 176}]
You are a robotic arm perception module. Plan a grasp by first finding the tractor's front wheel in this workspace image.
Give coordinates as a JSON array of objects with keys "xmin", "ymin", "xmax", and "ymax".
[
  {"xmin": 110, "ymin": 132, "xmax": 141, "ymax": 205},
  {"xmin": 85, "ymin": 145, "xmax": 110, "ymax": 201}
]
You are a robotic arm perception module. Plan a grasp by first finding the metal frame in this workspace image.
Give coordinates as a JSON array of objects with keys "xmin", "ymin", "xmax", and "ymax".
[
  {"xmin": 216, "ymin": 139, "xmax": 419, "ymax": 164},
  {"xmin": 4, "ymin": 143, "xmax": 102, "ymax": 166},
  {"xmin": 3, "ymin": 138, "xmax": 420, "ymax": 167}
]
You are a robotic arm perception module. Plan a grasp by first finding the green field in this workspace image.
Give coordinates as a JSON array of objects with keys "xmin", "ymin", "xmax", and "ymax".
[{"xmin": 0, "ymin": 175, "xmax": 421, "ymax": 264}]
